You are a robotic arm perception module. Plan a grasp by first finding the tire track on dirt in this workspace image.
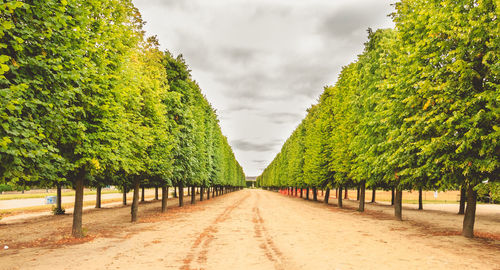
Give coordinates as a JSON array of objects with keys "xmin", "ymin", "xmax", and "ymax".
[
  {"xmin": 180, "ymin": 193, "xmax": 250, "ymax": 270},
  {"xmin": 252, "ymin": 192, "xmax": 286, "ymax": 270}
]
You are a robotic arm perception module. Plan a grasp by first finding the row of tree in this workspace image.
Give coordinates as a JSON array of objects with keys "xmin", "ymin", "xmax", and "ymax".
[
  {"xmin": 257, "ymin": 0, "xmax": 498, "ymax": 238},
  {"xmin": 0, "ymin": 0, "xmax": 245, "ymax": 237}
]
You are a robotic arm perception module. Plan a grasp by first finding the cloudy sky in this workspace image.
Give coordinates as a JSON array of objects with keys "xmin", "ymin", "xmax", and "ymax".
[{"xmin": 132, "ymin": 0, "xmax": 395, "ymax": 176}]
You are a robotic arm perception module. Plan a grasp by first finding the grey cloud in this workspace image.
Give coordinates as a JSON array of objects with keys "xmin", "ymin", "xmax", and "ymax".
[
  {"xmin": 224, "ymin": 47, "xmax": 261, "ymax": 64},
  {"xmin": 251, "ymin": 4, "xmax": 293, "ymax": 19},
  {"xmin": 135, "ymin": 0, "xmax": 191, "ymax": 10},
  {"xmin": 216, "ymin": 57, "xmax": 334, "ymax": 103},
  {"xmin": 261, "ymin": 112, "xmax": 302, "ymax": 125},
  {"xmin": 318, "ymin": 2, "xmax": 393, "ymax": 42},
  {"xmin": 223, "ymin": 103, "xmax": 257, "ymax": 113},
  {"xmin": 231, "ymin": 139, "xmax": 281, "ymax": 152}
]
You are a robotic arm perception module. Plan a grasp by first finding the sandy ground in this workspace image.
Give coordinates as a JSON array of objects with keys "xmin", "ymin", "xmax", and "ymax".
[{"xmin": 0, "ymin": 189, "xmax": 499, "ymax": 270}]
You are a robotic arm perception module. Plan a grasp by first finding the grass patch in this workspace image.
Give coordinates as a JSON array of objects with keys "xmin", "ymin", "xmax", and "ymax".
[
  {"xmin": 0, "ymin": 195, "xmax": 158, "ymax": 218},
  {"xmin": 0, "ymin": 190, "xmax": 122, "ymax": 201},
  {"xmin": 376, "ymin": 199, "xmax": 460, "ymax": 204}
]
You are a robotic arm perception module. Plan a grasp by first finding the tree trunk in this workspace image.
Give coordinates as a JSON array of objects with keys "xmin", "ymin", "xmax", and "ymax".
[
  {"xmin": 313, "ymin": 187, "xmax": 317, "ymax": 201},
  {"xmin": 56, "ymin": 183, "xmax": 62, "ymax": 213},
  {"xmin": 462, "ymin": 183, "xmax": 477, "ymax": 238},
  {"xmin": 212, "ymin": 186, "xmax": 216, "ymax": 198},
  {"xmin": 131, "ymin": 177, "xmax": 140, "ymax": 222},
  {"xmin": 324, "ymin": 188, "xmax": 330, "ymax": 204},
  {"xmin": 300, "ymin": 188, "xmax": 303, "ymax": 198},
  {"xmin": 178, "ymin": 183, "xmax": 184, "ymax": 207},
  {"xmin": 207, "ymin": 187, "xmax": 210, "ymax": 200},
  {"xmin": 335, "ymin": 188, "xmax": 338, "ymax": 198},
  {"xmin": 96, "ymin": 186, "xmax": 101, "ymax": 208},
  {"xmin": 338, "ymin": 186, "xmax": 343, "ymax": 208},
  {"xmin": 191, "ymin": 186, "xmax": 196, "ymax": 204},
  {"xmin": 458, "ymin": 185, "xmax": 466, "ymax": 215},
  {"xmin": 200, "ymin": 186, "xmax": 204, "ymax": 201},
  {"xmin": 344, "ymin": 186, "xmax": 348, "ymax": 199},
  {"xmin": 141, "ymin": 186, "xmax": 145, "ymax": 202},
  {"xmin": 155, "ymin": 186, "xmax": 159, "ymax": 200},
  {"xmin": 371, "ymin": 187, "xmax": 376, "ymax": 203},
  {"xmin": 418, "ymin": 187, "xmax": 423, "ymax": 210},
  {"xmin": 358, "ymin": 181, "xmax": 366, "ymax": 212},
  {"xmin": 174, "ymin": 186, "xmax": 177, "ymax": 198},
  {"xmin": 357, "ymin": 185, "xmax": 360, "ymax": 201},
  {"xmin": 391, "ymin": 187, "xmax": 395, "ymax": 206},
  {"xmin": 394, "ymin": 188, "xmax": 403, "ymax": 221},
  {"xmin": 161, "ymin": 186, "xmax": 168, "ymax": 213},
  {"xmin": 321, "ymin": 189, "xmax": 324, "ymax": 196},
  {"xmin": 306, "ymin": 187, "xmax": 310, "ymax": 200},
  {"xmin": 188, "ymin": 186, "xmax": 190, "ymax": 196},
  {"xmin": 71, "ymin": 175, "xmax": 85, "ymax": 237},
  {"xmin": 295, "ymin": 187, "xmax": 298, "ymax": 197},
  {"xmin": 123, "ymin": 185, "xmax": 127, "ymax": 205}
]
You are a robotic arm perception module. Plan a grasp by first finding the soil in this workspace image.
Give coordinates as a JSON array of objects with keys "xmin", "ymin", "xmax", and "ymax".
[{"xmin": 0, "ymin": 189, "xmax": 499, "ymax": 270}]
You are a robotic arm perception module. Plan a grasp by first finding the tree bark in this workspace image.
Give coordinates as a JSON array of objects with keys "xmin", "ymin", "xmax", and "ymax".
[
  {"xmin": 300, "ymin": 188, "xmax": 303, "ymax": 198},
  {"xmin": 335, "ymin": 188, "xmax": 338, "ymax": 198},
  {"xmin": 191, "ymin": 186, "xmax": 196, "ymax": 204},
  {"xmin": 56, "ymin": 183, "xmax": 62, "ymax": 212},
  {"xmin": 161, "ymin": 186, "xmax": 168, "ymax": 213},
  {"xmin": 96, "ymin": 186, "xmax": 101, "ymax": 208},
  {"xmin": 207, "ymin": 187, "xmax": 211, "ymax": 200},
  {"xmin": 71, "ymin": 174, "xmax": 85, "ymax": 237},
  {"xmin": 212, "ymin": 186, "xmax": 216, "ymax": 198},
  {"xmin": 131, "ymin": 177, "xmax": 140, "ymax": 222},
  {"xmin": 356, "ymin": 185, "xmax": 360, "ymax": 201},
  {"xmin": 174, "ymin": 186, "xmax": 177, "ymax": 198},
  {"xmin": 458, "ymin": 185, "xmax": 466, "ymax": 215},
  {"xmin": 394, "ymin": 188, "xmax": 403, "ymax": 221},
  {"xmin": 358, "ymin": 181, "xmax": 366, "ymax": 212},
  {"xmin": 338, "ymin": 186, "xmax": 343, "ymax": 208},
  {"xmin": 141, "ymin": 186, "xmax": 145, "ymax": 202},
  {"xmin": 200, "ymin": 186, "xmax": 204, "ymax": 201},
  {"xmin": 324, "ymin": 188, "xmax": 330, "ymax": 204},
  {"xmin": 155, "ymin": 186, "xmax": 159, "ymax": 200},
  {"xmin": 306, "ymin": 187, "xmax": 310, "ymax": 200},
  {"xmin": 178, "ymin": 183, "xmax": 184, "ymax": 207},
  {"xmin": 312, "ymin": 187, "xmax": 318, "ymax": 201},
  {"xmin": 344, "ymin": 186, "xmax": 348, "ymax": 199},
  {"xmin": 188, "ymin": 186, "xmax": 190, "ymax": 196},
  {"xmin": 462, "ymin": 183, "xmax": 477, "ymax": 238},
  {"xmin": 123, "ymin": 185, "xmax": 127, "ymax": 205},
  {"xmin": 418, "ymin": 186, "xmax": 423, "ymax": 210},
  {"xmin": 371, "ymin": 187, "xmax": 376, "ymax": 203},
  {"xmin": 391, "ymin": 187, "xmax": 395, "ymax": 206}
]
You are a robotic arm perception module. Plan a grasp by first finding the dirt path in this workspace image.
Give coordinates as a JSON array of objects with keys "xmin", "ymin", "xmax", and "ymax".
[{"xmin": 0, "ymin": 189, "xmax": 499, "ymax": 270}]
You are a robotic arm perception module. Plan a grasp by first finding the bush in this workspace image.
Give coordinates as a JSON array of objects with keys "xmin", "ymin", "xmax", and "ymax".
[
  {"xmin": 0, "ymin": 184, "xmax": 14, "ymax": 193},
  {"xmin": 52, "ymin": 206, "xmax": 65, "ymax": 215},
  {"xmin": 476, "ymin": 182, "xmax": 500, "ymax": 204}
]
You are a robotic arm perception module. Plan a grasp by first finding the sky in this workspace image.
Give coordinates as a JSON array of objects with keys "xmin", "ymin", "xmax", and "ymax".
[{"xmin": 132, "ymin": 0, "xmax": 396, "ymax": 177}]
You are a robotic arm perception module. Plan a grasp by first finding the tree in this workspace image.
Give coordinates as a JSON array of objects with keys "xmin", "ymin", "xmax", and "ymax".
[{"xmin": 393, "ymin": 0, "xmax": 499, "ymax": 237}]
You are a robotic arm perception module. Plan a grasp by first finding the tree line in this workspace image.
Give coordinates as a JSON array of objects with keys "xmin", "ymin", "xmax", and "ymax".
[
  {"xmin": 257, "ymin": 0, "xmax": 498, "ymax": 238},
  {"xmin": 0, "ymin": 0, "xmax": 245, "ymax": 237}
]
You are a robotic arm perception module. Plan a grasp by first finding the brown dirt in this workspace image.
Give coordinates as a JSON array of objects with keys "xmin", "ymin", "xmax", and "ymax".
[{"xmin": 0, "ymin": 189, "xmax": 499, "ymax": 270}]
